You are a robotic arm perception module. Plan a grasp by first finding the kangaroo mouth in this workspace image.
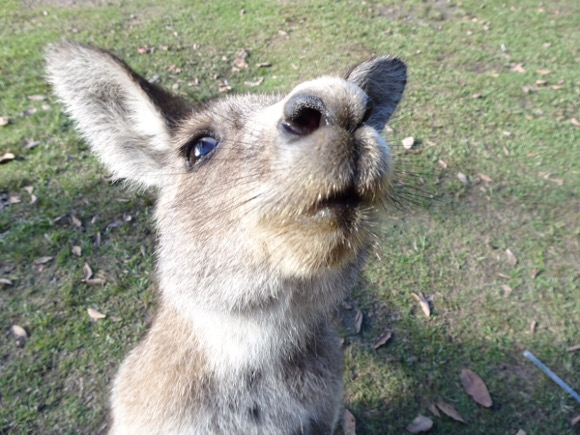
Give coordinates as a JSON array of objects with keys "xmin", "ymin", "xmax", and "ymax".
[{"xmin": 308, "ymin": 185, "xmax": 364, "ymax": 219}]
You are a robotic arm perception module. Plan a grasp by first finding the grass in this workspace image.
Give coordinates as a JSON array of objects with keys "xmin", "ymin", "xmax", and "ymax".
[{"xmin": 1, "ymin": 0, "xmax": 578, "ymax": 433}]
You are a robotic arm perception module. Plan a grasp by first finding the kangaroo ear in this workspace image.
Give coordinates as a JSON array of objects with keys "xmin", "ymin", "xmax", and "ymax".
[
  {"xmin": 345, "ymin": 56, "xmax": 407, "ymax": 131},
  {"xmin": 46, "ymin": 42, "xmax": 191, "ymax": 187}
]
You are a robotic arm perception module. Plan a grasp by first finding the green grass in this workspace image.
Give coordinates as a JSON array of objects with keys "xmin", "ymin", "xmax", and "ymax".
[{"xmin": 1, "ymin": 0, "xmax": 578, "ymax": 433}]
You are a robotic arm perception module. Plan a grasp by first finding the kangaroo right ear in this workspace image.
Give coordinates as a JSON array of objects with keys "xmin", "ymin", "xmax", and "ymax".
[
  {"xmin": 46, "ymin": 42, "xmax": 191, "ymax": 187},
  {"xmin": 345, "ymin": 56, "xmax": 407, "ymax": 131}
]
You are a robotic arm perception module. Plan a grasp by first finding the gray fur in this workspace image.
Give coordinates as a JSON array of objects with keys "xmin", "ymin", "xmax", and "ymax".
[{"xmin": 45, "ymin": 42, "xmax": 406, "ymax": 434}]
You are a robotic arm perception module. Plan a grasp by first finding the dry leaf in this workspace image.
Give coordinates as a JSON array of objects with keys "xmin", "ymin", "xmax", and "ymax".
[
  {"xmin": 412, "ymin": 293, "xmax": 431, "ymax": 317},
  {"xmin": 29, "ymin": 194, "xmax": 38, "ymax": 205},
  {"xmin": 245, "ymin": 78, "xmax": 264, "ymax": 87},
  {"xmin": 460, "ymin": 369, "xmax": 492, "ymax": 407},
  {"xmin": 530, "ymin": 320, "xmax": 537, "ymax": 333},
  {"xmin": 501, "ymin": 284, "xmax": 512, "ymax": 294},
  {"xmin": 95, "ymin": 231, "xmax": 101, "ymax": 247},
  {"xmin": 402, "ymin": 136, "xmax": 415, "ymax": 149},
  {"xmin": 256, "ymin": 62, "xmax": 272, "ymax": 68},
  {"xmin": 531, "ymin": 268, "xmax": 539, "ymax": 279},
  {"xmin": 437, "ymin": 401, "xmax": 466, "ymax": 423},
  {"xmin": 9, "ymin": 195, "xmax": 21, "ymax": 204},
  {"xmin": 70, "ymin": 215, "xmax": 82, "ymax": 227},
  {"xmin": 233, "ymin": 58, "xmax": 248, "ymax": 69},
  {"xmin": 438, "ymin": 159, "xmax": 448, "ymax": 169},
  {"xmin": 34, "ymin": 256, "xmax": 53, "ymax": 265},
  {"xmin": 23, "ymin": 186, "xmax": 33, "ymax": 194},
  {"xmin": 343, "ymin": 409, "xmax": 356, "ymax": 435},
  {"xmin": 567, "ymin": 344, "xmax": 580, "ymax": 352},
  {"xmin": 87, "ymin": 307, "xmax": 106, "ymax": 319},
  {"xmin": 11, "ymin": 324, "xmax": 28, "ymax": 338},
  {"xmin": 85, "ymin": 278, "xmax": 107, "ymax": 286},
  {"xmin": 218, "ymin": 84, "xmax": 232, "ymax": 93},
  {"xmin": 28, "ymin": 94, "xmax": 46, "ymax": 101},
  {"xmin": 373, "ymin": 331, "xmax": 392, "ymax": 350},
  {"xmin": 572, "ymin": 414, "xmax": 580, "ymax": 426},
  {"xmin": 472, "ymin": 93, "xmax": 483, "ymax": 98},
  {"xmin": 82, "ymin": 263, "xmax": 93, "ymax": 281},
  {"xmin": 0, "ymin": 116, "xmax": 9, "ymax": 126},
  {"xmin": 511, "ymin": 63, "xmax": 526, "ymax": 73},
  {"xmin": 425, "ymin": 401, "xmax": 440, "ymax": 417},
  {"xmin": 406, "ymin": 415, "xmax": 433, "ymax": 433},
  {"xmin": 354, "ymin": 309, "xmax": 363, "ymax": 334},
  {"xmin": 0, "ymin": 278, "xmax": 13, "ymax": 286},
  {"xmin": 0, "ymin": 152, "xmax": 15, "ymax": 163},
  {"xmin": 536, "ymin": 69, "xmax": 551, "ymax": 75},
  {"xmin": 72, "ymin": 246, "xmax": 82, "ymax": 257},
  {"xmin": 110, "ymin": 316, "xmax": 123, "ymax": 322},
  {"xmin": 479, "ymin": 173, "xmax": 493, "ymax": 183},
  {"xmin": 505, "ymin": 249, "xmax": 518, "ymax": 266},
  {"xmin": 457, "ymin": 172, "xmax": 469, "ymax": 186},
  {"xmin": 570, "ymin": 118, "xmax": 580, "ymax": 126}
]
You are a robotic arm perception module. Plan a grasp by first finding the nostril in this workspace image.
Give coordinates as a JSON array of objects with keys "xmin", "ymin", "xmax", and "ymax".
[
  {"xmin": 282, "ymin": 108, "xmax": 322, "ymax": 136},
  {"xmin": 282, "ymin": 94, "xmax": 327, "ymax": 136}
]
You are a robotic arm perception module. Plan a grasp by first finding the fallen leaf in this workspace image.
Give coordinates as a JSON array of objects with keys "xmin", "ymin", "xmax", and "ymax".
[
  {"xmin": 530, "ymin": 320, "xmax": 537, "ymax": 333},
  {"xmin": 82, "ymin": 263, "xmax": 93, "ymax": 281},
  {"xmin": 34, "ymin": 256, "xmax": 53, "ymax": 265},
  {"xmin": 137, "ymin": 47, "xmax": 148, "ymax": 54},
  {"xmin": 502, "ymin": 284, "xmax": 512, "ymax": 294},
  {"xmin": 9, "ymin": 195, "xmax": 21, "ymax": 204},
  {"xmin": 505, "ymin": 249, "xmax": 518, "ymax": 266},
  {"xmin": 572, "ymin": 414, "xmax": 580, "ymax": 426},
  {"xmin": 472, "ymin": 93, "xmax": 483, "ymax": 98},
  {"xmin": 412, "ymin": 292, "xmax": 431, "ymax": 317},
  {"xmin": 29, "ymin": 194, "xmax": 38, "ymax": 205},
  {"xmin": 567, "ymin": 344, "xmax": 580, "ymax": 352},
  {"xmin": 85, "ymin": 278, "xmax": 106, "ymax": 286},
  {"xmin": 245, "ymin": 78, "xmax": 264, "ymax": 87},
  {"xmin": 497, "ymin": 273, "xmax": 510, "ymax": 279},
  {"xmin": 354, "ymin": 309, "xmax": 363, "ymax": 333},
  {"xmin": 233, "ymin": 58, "xmax": 248, "ymax": 69},
  {"xmin": 256, "ymin": 62, "xmax": 272, "ymax": 68},
  {"xmin": 551, "ymin": 85, "xmax": 562, "ymax": 90},
  {"xmin": 531, "ymin": 269, "xmax": 539, "ymax": 279},
  {"xmin": 0, "ymin": 278, "xmax": 13, "ymax": 286},
  {"xmin": 72, "ymin": 246, "xmax": 82, "ymax": 257},
  {"xmin": 437, "ymin": 401, "xmax": 466, "ymax": 423},
  {"xmin": 87, "ymin": 307, "xmax": 106, "ymax": 319},
  {"xmin": 95, "ymin": 232, "xmax": 101, "ymax": 247},
  {"xmin": 402, "ymin": 136, "xmax": 415, "ymax": 149},
  {"xmin": 461, "ymin": 369, "xmax": 493, "ymax": 407},
  {"xmin": 0, "ymin": 152, "xmax": 15, "ymax": 163},
  {"xmin": 406, "ymin": 415, "xmax": 433, "ymax": 433},
  {"xmin": 0, "ymin": 116, "xmax": 9, "ymax": 126},
  {"xmin": 373, "ymin": 331, "xmax": 392, "ymax": 350},
  {"xmin": 70, "ymin": 215, "xmax": 82, "ymax": 227},
  {"xmin": 503, "ymin": 145, "xmax": 510, "ymax": 156},
  {"xmin": 478, "ymin": 173, "xmax": 493, "ymax": 183},
  {"xmin": 536, "ymin": 69, "xmax": 551, "ymax": 75},
  {"xmin": 110, "ymin": 316, "xmax": 123, "ymax": 322},
  {"xmin": 11, "ymin": 324, "xmax": 27, "ymax": 338},
  {"xmin": 425, "ymin": 401, "xmax": 440, "ymax": 417},
  {"xmin": 343, "ymin": 409, "xmax": 356, "ymax": 435},
  {"xmin": 457, "ymin": 172, "xmax": 469, "ymax": 186},
  {"xmin": 438, "ymin": 159, "xmax": 448, "ymax": 169},
  {"xmin": 218, "ymin": 84, "xmax": 232, "ymax": 93},
  {"xmin": 570, "ymin": 118, "xmax": 580, "ymax": 126},
  {"xmin": 511, "ymin": 63, "xmax": 526, "ymax": 73},
  {"xmin": 25, "ymin": 139, "xmax": 41, "ymax": 149},
  {"xmin": 28, "ymin": 94, "xmax": 46, "ymax": 101}
]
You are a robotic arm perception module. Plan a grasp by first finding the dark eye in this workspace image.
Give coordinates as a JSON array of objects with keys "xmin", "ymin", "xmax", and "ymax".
[{"xmin": 185, "ymin": 136, "xmax": 219, "ymax": 167}]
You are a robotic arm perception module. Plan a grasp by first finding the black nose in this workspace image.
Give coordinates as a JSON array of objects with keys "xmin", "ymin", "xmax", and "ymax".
[{"xmin": 281, "ymin": 94, "xmax": 328, "ymax": 136}]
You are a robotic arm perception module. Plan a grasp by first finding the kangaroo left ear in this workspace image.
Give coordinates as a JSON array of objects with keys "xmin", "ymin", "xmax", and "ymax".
[
  {"xmin": 345, "ymin": 56, "xmax": 407, "ymax": 131},
  {"xmin": 46, "ymin": 42, "xmax": 191, "ymax": 188}
]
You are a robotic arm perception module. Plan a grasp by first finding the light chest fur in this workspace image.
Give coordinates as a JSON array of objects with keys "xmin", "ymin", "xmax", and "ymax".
[{"xmin": 46, "ymin": 42, "xmax": 406, "ymax": 434}]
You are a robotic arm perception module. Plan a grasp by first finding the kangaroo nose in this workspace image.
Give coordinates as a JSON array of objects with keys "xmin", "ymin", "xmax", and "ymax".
[
  {"xmin": 281, "ymin": 94, "xmax": 328, "ymax": 136},
  {"xmin": 281, "ymin": 92, "xmax": 374, "ymax": 136}
]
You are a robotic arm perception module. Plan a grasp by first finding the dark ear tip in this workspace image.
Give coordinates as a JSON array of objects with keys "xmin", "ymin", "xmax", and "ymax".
[{"xmin": 344, "ymin": 55, "xmax": 407, "ymax": 81}]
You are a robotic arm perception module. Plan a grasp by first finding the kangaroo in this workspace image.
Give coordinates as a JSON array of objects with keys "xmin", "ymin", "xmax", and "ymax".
[{"xmin": 46, "ymin": 42, "xmax": 406, "ymax": 434}]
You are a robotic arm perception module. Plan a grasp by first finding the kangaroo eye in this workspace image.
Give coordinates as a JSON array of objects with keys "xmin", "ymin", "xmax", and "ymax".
[{"xmin": 184, "ymin": 136, "xmax": 219, "ymax": 168}]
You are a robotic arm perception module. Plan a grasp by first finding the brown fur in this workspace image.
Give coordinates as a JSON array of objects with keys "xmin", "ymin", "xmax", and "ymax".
[{"xmin": 46, "ymin": 42, "xmax": 406, "ymax": 434}]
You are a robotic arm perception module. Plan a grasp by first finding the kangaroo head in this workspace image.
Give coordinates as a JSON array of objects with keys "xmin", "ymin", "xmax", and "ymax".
[{"xmin": 46, "ymin": 42, "xmax": 406, "ymax": 310}]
